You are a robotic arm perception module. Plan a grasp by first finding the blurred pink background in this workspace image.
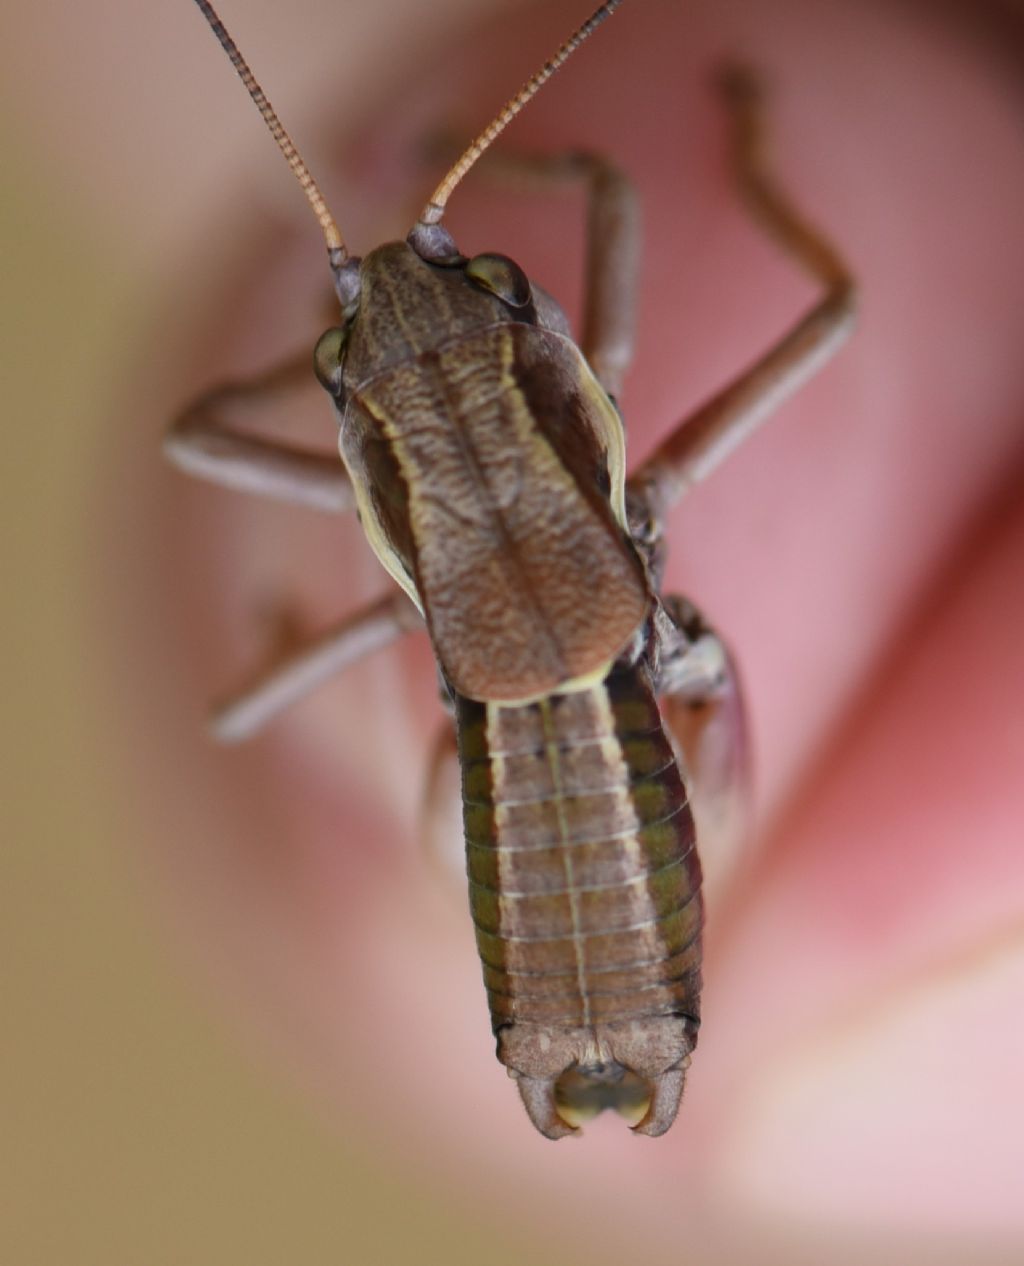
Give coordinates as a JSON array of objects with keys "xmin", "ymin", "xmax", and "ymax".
[{"xmin": 3, "ymin": 1, "xmax": 1023, "ymax": 1262}]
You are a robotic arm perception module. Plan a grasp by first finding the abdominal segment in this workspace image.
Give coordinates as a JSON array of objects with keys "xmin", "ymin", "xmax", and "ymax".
[{"xmin": 457, "ymin": 661, "xmax": 703, "ymax": 1132}]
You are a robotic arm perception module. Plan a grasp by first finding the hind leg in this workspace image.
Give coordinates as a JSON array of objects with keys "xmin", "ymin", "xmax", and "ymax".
[
  {"xmin": 419, "ymin": 720, "xmax": 466, "ymax": 888},
  {"xmin": 653, "ymin": 596, "xmax": 750, "ymax": 901}
]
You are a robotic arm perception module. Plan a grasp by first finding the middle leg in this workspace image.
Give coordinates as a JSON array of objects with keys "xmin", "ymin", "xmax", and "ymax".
[
  {"xmin": 211, "ymin": 589, "xmax": 422, "ymax": 743},
  {"xmin": 628, "ymin": 65, "xmax": 857, "ymax": 533}
]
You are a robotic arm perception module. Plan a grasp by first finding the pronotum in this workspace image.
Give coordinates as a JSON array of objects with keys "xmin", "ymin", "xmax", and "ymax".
[{"xmin": 166, "ymin": 0, "xmax": 855, "ymax": 1138}]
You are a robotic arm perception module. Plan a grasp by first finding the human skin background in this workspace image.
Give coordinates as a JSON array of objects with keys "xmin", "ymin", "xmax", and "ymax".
[{"xmin": 2, "ymin": 1, "xmax": 1023, "ymax": 1263}]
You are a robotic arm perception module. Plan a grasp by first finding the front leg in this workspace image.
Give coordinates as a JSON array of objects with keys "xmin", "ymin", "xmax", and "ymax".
[
  {"xmin": 165, "ymin": 349, "xmax": 355, "ymax": 512},
  {"xmin": 452, "ymin": 143, "xmax": 640, "ymax": 400}
]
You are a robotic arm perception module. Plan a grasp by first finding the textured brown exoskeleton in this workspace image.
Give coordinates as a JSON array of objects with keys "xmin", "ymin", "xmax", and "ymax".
[{"xmin": 167, "ymin": 0, "xmax": 855, "ymax": 1137}]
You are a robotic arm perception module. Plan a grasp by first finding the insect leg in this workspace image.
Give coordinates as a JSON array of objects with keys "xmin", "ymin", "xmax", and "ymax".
[
  {"xmin": 628, "ymin": 64, "xmax": 856, "ymax": 523},
  {"xmin": 165, "ymin": 351, "xmax": 355, "ymax": 513},
  {"xmin": 461, "ymin": 146, "xmax": 639, "ymax": 398},
  {"xmin": 420, "ymin": 722, "xmax": 465, "ymax": 886},
  {"xmin": 210, "ymin": 589, "xmax": 421, "ymax": 743},
  {"xmin": 654, "ymin": 595, "xmax": 750, "ymax": 899},
  {"xmin": 574, "ymin": 152, "xmax": 640, "ymax": 400}
]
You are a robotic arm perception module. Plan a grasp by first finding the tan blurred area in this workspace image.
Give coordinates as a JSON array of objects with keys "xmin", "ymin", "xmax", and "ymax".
[
  {"xmin": 2, "ymin": 2, "xmax": 550, "ymax": 1263},
  {"xmin": 4, "ymin": 1, "xmax": 1024, "ymax": 1264}
]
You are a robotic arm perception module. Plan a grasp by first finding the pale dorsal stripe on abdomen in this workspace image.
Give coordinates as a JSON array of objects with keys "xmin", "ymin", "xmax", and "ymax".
[{"xmin": 457, "ymin": 662, "xmax": 702, "ymax": 1034}]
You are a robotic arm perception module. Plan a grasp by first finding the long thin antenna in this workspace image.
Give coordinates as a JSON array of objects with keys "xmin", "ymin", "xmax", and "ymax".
[
  {"xmin": 192, "ymin": 0, "xmax": 347, "ymax": 261},
  {"xmin": 418, "ymin": 0, "xmax": 627, "ymax": 226}
]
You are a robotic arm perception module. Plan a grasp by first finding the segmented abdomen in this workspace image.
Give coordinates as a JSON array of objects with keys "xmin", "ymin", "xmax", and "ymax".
[{"xmin": 457, "ymin": 663, "xmax": 702, "ymax": 1032}]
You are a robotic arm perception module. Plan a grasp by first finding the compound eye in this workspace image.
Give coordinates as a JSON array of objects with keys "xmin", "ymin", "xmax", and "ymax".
[
  {"xmin": 313, "ymin": 326, "xmax": 347, "ymax": 395},
  {"xmin": 465, "ymin": 253, "xmax": 532, "ymax": 308}
]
